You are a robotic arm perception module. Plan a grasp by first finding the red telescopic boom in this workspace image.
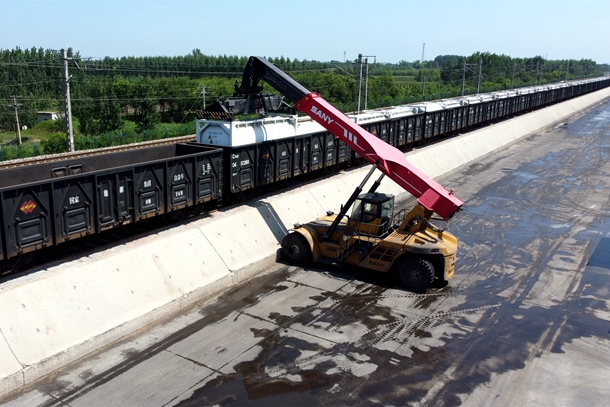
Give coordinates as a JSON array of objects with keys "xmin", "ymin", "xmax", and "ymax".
[{"xmin": 295, "ymin": 92, "xmax": 462, "ymax": 219}]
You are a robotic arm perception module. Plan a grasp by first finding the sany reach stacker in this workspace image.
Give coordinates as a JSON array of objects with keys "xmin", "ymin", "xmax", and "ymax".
[{"xmin": 205, "ymin": 57, "xmax": 464, "ymax": 291}]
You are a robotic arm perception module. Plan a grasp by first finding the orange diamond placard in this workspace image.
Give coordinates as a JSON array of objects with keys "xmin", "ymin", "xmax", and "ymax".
[{"xmin": 20, "ymin": 200, "xmax": 36, "ymax": 214}]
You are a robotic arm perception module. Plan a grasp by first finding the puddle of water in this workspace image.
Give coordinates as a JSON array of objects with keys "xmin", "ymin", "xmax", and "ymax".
[
  {"xmin": 588, "ymin": 237, "xmax": 610, "ymax": 269},
  {"xmin": 176, "ymin": 373, "xmax": 321, "ymax": 407}
]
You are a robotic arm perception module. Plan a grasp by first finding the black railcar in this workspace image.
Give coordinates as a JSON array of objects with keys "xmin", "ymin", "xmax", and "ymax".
[{"xmin": 0, "ymin": 143, "xmax": 223, "ymax": 261}]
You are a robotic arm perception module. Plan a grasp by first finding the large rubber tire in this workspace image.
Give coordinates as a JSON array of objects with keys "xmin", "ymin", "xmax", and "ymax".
[
  {"xmin": 396, "ymin": 257, "xmax": 435, "ymax": 293},
  {"xmin": 281, "ymin": 232, "xmax": 311, "ymax": 265}
]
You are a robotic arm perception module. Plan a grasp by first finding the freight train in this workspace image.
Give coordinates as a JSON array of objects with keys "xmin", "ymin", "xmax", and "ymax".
[{"xmin": 0, "ymin": 76, "xmax": 608, "ymax": 267}]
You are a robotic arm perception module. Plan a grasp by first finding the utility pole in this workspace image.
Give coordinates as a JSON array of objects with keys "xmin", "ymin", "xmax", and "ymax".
[
  {"xmin": 201, "ymin": 86, "xmax": 207, "ymax": 110},
  {"xmin": 354, "ymin": 54, "xmax": 363, "ymax": 112},
  {"xmin": 364, "ymin": 58, "xmax": 369, "ymax": 110},
  {"xmin": 460, "ymin": 61, "xmax": 466, "ymax": 96},
  {"xmin": 61, "ymin": 48, "xmax": 74, "ymax": 152},
  {"xmin": 510, "ymin": 63, "xmax": 515, "ymax": 89},
  {"xmin": 422, "ymin": 75, "xmax": 425, "ymax": 98},
  {"xmin": 9, "ymin": 95, "xmax": 22, "ymax": 145},
  {"xmin": 420, "ymin": 43, "xmax": 426, "ymax": 99},
  {"xmin": 565, "ymin": 60, "xmax": 569, "ymax": 81},
  {"xmin": 476, "ymin": 58, "xmax": 482, "ymax": 94},
  {"xmin": 362, "ymin": 55, "xmax": 375, "ymax": 110}
]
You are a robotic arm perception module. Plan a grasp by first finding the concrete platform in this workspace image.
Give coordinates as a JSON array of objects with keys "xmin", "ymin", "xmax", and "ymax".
[{"xmin": 1, "ymin": 87, "xmax": 609, "ymax": 397}]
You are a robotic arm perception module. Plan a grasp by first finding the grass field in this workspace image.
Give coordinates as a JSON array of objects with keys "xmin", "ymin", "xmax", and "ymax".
[
  {"xmin": 0, "ymin": 119, "xmax": 197, "ymax": 161},
  {"xmin": 1, "ymin": 116, "xmax": 63, "ymax": 140},
  {"xmin": 0, "ymin": 119, "xmax": 64, "ymax": 159}
]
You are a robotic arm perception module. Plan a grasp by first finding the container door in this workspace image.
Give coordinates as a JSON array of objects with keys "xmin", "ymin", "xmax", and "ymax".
[
  {"xmin": 52, "ymin": 175, "xmax": 95, "ymax": 244},
  {"xmin": 324, "ymin": 133, "xmax": 336, "ymax": 168},
  {"xmin": 293, "ymin": 136, "xmax": 309, "ymax": 176},
  {"xmin": 310, "ymin": 133, "xmax": 323, "ymax": 171},
  {"xmin": 134, "ymin": 163, "xmax": 165, "ymax": 220},
  {"xmin": 2, "ymin": 183, "xmax": 53, "ymax": 258},
  {"xmin": 167, "ymin": 158, "xmax": 194, "ymax": 212},
  {"xmin": 229, "ymin": 146, "xmax": 256, "ymax": 194},
  {"xmin": 276, "ymin": 139, "xmax": 293, "ymax": 180},
  {"xmin": 96, "ymin": 170, "xmax": 133, "ymax": 231},
  {"xmin": 97, "ymin": 177, "xmax": 115, "ymax": 227},
  {"xmin": 398, "ymin": 118, "xmax": 407, "ymax": 147},
  {"xmin": 379, "ymin": 122, "xmax": 389, "ymax": 143},
  {"xmin": 257, "ymin": 141, "xmax": 275, "ymax": 186},
  {"xmin": 337, "ymin": 138, "xmax": 349, "ymax": 164},
  {"xmin": 196, "ymin": 149, "xmax": 223, "ymax": 204}
]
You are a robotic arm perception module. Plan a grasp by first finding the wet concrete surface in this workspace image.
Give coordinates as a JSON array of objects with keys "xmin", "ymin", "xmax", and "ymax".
[{"xmin": 2, "ymin": 101, "xmax": 610, "ymax": 406}]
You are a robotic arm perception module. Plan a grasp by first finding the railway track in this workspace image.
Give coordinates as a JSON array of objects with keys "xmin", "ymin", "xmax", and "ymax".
[{"xmin": 0, "ymin": 135, "xmax": 196, "ymax": 169}]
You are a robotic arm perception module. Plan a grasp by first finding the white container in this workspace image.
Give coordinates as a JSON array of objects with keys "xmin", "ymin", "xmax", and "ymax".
[{"xmin": 197, "ymin": 115, "xmax": 299, "ymax": 147}]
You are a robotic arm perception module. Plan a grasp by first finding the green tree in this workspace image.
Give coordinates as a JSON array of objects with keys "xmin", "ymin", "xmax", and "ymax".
[{"xmin": 132, "ymin": 77, "xmax": 160, "ymax": 132}]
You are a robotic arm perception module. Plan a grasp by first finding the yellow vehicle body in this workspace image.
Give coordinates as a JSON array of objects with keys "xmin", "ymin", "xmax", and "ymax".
[{"xmin": 282, "ymin": 196, "xmax": 458, "ymax": 292}]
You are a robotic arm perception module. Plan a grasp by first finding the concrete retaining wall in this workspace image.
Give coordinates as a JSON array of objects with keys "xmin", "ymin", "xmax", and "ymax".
[{"xmin": 1, "ymin": 87, "xmax": 609, "ymax": 397}]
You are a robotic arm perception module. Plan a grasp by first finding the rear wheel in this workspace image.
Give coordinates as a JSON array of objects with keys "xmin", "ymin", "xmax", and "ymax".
[
  {"xmin": 396, "ymin": 257, "xmax": 435, "ymax": 292},
  {"xmin": 281, "ymin": 232, "xmax": 311, "ymax": 265}
]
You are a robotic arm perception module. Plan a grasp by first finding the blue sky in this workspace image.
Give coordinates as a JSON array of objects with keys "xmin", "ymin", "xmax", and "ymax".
[{"xmin": 1, "ymin": 0, "xmax": 608, "ymax": 63}]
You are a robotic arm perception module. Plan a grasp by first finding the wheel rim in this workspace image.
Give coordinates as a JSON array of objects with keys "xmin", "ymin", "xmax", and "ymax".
[
  {"xmin": 397, "ymin": 258, "xmax": 434, "ymax": 292},
  {"xmin": 288, "ymin": 244, "xmax": 300, "ymax": 257},
  {"xmin": 408, "ymin": 269, "xmax": 422, "ymax": 282}
]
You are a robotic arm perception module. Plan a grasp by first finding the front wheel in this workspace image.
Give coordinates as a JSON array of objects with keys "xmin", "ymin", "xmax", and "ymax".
[
  {"xmin": 281, "ymin": 232, "xmax": 311, "ymax": 265},
  {"xmin": 396, "ymin": 257, "xmax": 435, "ymax": 292}
]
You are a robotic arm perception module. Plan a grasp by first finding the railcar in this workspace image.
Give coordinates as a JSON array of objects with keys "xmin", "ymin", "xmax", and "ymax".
[{"xmin": 0, "ymin": 143, "xmax": 223, "ymax": 261}]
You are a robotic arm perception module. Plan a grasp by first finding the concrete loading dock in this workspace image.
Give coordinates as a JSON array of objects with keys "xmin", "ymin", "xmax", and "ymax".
[{"xmin": 1, "ymin": 86, "xmax": 610, "ymax": 397}]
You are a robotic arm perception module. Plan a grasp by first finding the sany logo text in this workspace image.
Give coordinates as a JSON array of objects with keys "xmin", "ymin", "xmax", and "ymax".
[{"xmin": 310, "ymin": 106, "xmax": 334, "ymax": 125}]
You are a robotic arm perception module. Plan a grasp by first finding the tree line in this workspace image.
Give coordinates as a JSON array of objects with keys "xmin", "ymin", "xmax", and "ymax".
[{"xmin": 1, "ymin": 47, "xmax": 607, "ymax": 137}]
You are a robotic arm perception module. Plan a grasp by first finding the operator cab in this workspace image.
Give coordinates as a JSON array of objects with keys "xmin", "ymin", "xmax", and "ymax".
[{"xmin": 350, "ymin": 192, "xmax": 395, "ymax": 236}]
